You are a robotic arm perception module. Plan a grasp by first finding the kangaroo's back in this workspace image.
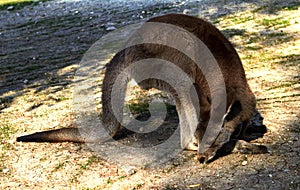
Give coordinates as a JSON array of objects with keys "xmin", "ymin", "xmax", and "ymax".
[{"xmin": 16, "ymin": 14, "xmax": 265, "ymax": 164}]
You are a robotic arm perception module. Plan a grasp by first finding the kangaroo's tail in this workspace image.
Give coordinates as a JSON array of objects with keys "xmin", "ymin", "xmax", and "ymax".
[{"xmin": 16, "ymin": 128, "xmax": 100, "ymax": 143}]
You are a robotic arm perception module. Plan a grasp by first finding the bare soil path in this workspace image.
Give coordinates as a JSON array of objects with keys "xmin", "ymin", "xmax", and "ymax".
[{"xmin": 0, "ymin": 0, "xmax": 299, "ymax": 189}]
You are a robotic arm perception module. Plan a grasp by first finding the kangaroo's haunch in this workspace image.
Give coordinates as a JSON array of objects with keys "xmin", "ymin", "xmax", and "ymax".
[{"xmin": 17, "ymin": 14, "xmax": 267, "ymax": 163}]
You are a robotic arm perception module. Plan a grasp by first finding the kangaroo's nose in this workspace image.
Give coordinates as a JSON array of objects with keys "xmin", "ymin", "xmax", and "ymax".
[
  {"xmin": 197, "ymin": 155, "xmax": 207, "ymax": 164},
  {"xmin": 197, "ymin": 151, "xmax": 216, "ymax": 164}
]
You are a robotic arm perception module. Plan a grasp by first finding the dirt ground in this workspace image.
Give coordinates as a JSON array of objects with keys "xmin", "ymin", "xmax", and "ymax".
[{"xmin": 0, "ymin": 0, "xmax": 299, "ymax": 189}]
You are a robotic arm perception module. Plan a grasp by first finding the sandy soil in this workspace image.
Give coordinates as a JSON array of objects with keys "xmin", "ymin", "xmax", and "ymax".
[{"xmin": 0, "ymin": 0, "xmax": 299, "ymax": 189}]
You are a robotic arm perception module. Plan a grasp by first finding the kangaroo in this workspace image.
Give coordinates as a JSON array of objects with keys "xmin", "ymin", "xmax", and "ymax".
[{"xmin": 17, "ymin": 14, "xmax": 267, "ymax": 163}]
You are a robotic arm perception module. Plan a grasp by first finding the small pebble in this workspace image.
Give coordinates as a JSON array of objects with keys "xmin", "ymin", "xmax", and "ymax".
[
  {"xmin": 123, "ymin": 166, "xmax": 136, "ymax": 175},
  {"xmin": 217, "ymin": 12, "xmax": 227, "ymax": 17},
  {"xmin": 3, "ymin": 168, "xmax": 10, "ymax": 174},
  {"xmin": 284, "ymin": 169, "xmax": 290, "ymax": 173},
  {"xmin": 106, "ymin": 22, "xmax": 116, "ymax": 26},
  {"xmin": 183, "ymin": 9, "xmax": 192, "ymax": 14},
  {"xmin": 242, "ymin": 160, "xmax": 247, "ymax": 166},
  {"xmin": 7, "ymin": 6, "xmax": 14, "ymax": 11},
  {"xmin": 106, "ymin": 26, "xmax": 116, "ymax": 31}
]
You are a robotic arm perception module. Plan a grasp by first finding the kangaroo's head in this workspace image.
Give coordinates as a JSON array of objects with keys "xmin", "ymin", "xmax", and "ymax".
[{"xmin": 197, "ymin": 101, "xmax": 242, "ymax": 164}]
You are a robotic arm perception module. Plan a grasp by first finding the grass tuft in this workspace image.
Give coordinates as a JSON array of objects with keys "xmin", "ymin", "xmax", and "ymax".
[
  {"xmin": 259, "ymin": 17, "xmax": 291, "ymax": 29},
  {"xmin": 0, "ymin": 123, "xmax": 15, "ymax": 140}
]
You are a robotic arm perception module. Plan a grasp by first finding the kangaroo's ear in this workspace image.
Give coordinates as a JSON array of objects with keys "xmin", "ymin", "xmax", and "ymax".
[{"xmin": 224, "ymin": 101, "xmax": 242, "ymax": 122}]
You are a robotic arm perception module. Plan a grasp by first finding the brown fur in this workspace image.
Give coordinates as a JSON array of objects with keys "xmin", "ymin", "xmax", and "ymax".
[
  {"xmin": 101, "ymin": 14, "xmax": 257, "ymax": 162},
  {"xmin": 17, "ymin": 14, "xmax": 263, "ymax": 163}
]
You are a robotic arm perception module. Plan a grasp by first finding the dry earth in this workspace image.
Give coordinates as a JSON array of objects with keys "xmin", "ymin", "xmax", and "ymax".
[{"xmin": 0, "ymin": 0, "xmax": 299, "ymax": 189}]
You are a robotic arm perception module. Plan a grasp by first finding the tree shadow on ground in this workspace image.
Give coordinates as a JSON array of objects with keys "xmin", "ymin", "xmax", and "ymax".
[{"xmin": 1, "ymin": 0, "xmax": 299, "ymax": 112}]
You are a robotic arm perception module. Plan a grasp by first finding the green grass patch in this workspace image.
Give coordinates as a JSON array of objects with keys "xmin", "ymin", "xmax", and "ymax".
[
  {"xmin": 106, "ymin": 177, "xmax": 113, "ymax": 184},
  {"xmin": 262, "ymin": 35, "xmax": 294, "ymax": 47},
  {"xmin": 275, "ymin": 54, "xmax": 300, "ymax": 66},
  {"xmin": 0, "ymin": 96, "xmax": 14, "ymax": 110},
  {"xmin": 127, "ymin": 102, "xmax": 149, "ymax": 115},
  {"xmin": 0, "ymin": 0, "xmax": 50, "ymax": 10},
  {"xmin": 259, "ymin": 17, "xmax": 291, "ymax": 29},
  {"xmin": 80, "ymin": 155, "xmax": 98, "ymax": 170},
  {"xmin": 245, "ymin": 46, "xmax": 262, "ymax": 51},
  {"xmin": 216, "ymin": 13, "xmax": 254, "ymax": 25},
  {"xmin": 245, "ymin": 34, "xmax": 261, "ymax": 45},
  {"xmin": 274, "ymin": 36, "xmax": 294, "ymax": 44},
  {"xmin": 221, "ymin": 28, "xmax": 246, "ymax": 38},
  {"xmin": 251, "ymin": 5, "xmax": 268, "ymax": 13},
  {"xmin": 71, "ymin": 174, "xmax": 79, "ymax": 183},
  {"xmin": 268, "ymin": 81, "xmax": 299, "ymax": 90},
  {"xmin": 271, "ymin": 3, "xmax": 300, "ymax": 12},
  {"xmin": 51, "ymin": 95, "xmax": 69, "ymax": 102},
  {"xmin": 229, "ymin": 15, "xmax": 254, "ymax": 25},
  {"xmin": 0, "ymin": 123, "xmax": 15, "ymax": 140},
  {"xmin": 126, "ymin": 101, "xmax": 177, "ymax": 118},
  {"xmin": 281, "ymin": 4, "xmax": 300, "ymax": 11},
  {"xmin": 54, "ymin": 161, "xmax": 66, "ymax": 171},
  {"xmin": 251, "ymin": 3, "xmax": 300, "ymax": 13},
  {"xmin": 257, "ymin": 93, "xmax": 300, "ymax": 101},
  {"xmin": 265, "ymin": 32, "xmax": 288, "ymax": 38},
  {"xmin": 244, "ymin": 31, "xmax": 292, "ymax": 47}
]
